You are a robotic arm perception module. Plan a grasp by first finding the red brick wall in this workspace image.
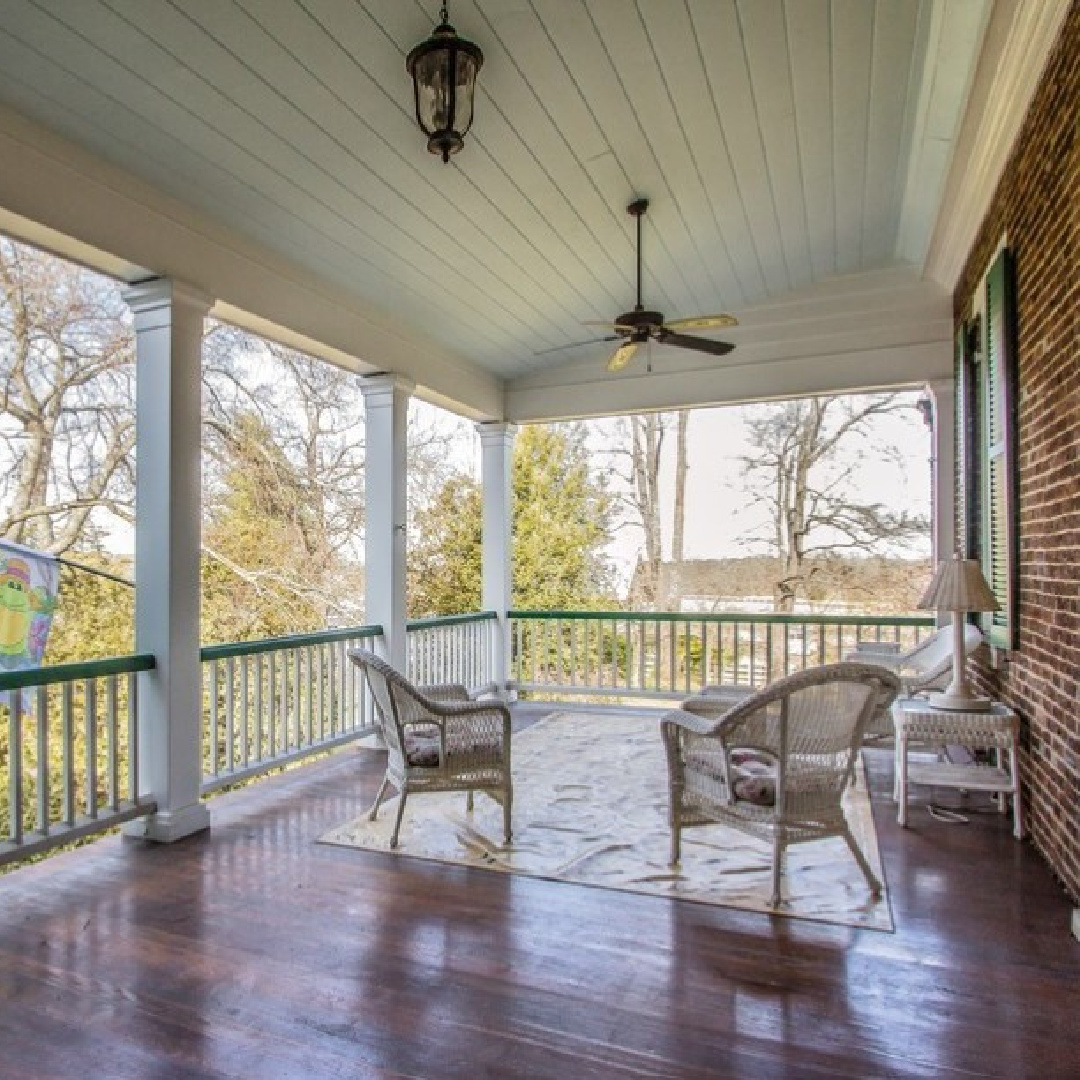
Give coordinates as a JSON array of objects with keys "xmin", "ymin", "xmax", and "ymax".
[{"xmin": 954, "ymin": 3, "xmax": 1080, "ymax": 904}]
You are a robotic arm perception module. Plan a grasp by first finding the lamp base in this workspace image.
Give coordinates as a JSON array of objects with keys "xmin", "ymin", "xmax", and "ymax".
[{"xmin": 924, "ymin": 691, "xmax": 993, "ymax": 712}]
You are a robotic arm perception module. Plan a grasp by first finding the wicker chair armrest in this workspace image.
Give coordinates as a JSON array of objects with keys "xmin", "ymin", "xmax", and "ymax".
[
  {"xmin": 661, "ymin": 707, "xmax": 730, "ymax": 738},
  {"xmin": 418, "ymin": 683, "xmax": 471, "ymax": 703},
  {"xmin": 422, "ymin": 698, "xmax": 512, "ymax": 728}
]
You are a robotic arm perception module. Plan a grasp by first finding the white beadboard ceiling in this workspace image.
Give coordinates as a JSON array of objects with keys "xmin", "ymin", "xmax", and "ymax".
[{"xmin": 0, "ymin": 0, "xmax": 999, "ymax": 415}]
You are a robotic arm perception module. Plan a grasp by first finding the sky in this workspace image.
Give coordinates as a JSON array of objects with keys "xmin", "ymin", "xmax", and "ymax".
[{"xmin": 656, "ymin": 397, "xmax": 930, "ymax": 559}]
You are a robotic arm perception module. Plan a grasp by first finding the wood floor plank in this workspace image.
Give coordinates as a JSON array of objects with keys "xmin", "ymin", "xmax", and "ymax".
[{"xmin": 1, "ymin": 713, "xmax": 1077, "ymax": 1079}]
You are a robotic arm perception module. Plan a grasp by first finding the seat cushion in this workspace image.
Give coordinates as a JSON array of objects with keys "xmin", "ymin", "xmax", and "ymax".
[
  {"xmin": 404, "ymin": 730, "xmax": 441, "ymax": 767},
  {"xmin": 403, "ymin": 726, "xmax": 504, "ymax": 768},
  {"xmin": 730, "ymin": 748, "xmax": 777, "ymax": 806}
]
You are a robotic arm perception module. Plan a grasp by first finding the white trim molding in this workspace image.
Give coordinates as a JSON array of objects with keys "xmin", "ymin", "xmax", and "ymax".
[{"xmin": 923, "ymin": 0, "xmax": 1072, "ymax": 288}]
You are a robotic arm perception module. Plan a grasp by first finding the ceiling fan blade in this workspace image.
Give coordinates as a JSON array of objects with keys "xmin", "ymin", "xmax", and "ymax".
[
  {"xmin": 664, "ymin": 314, "xmax": 739, "ymax": 331},
  {"xmin": 534, "ymin": 334, "xmax": 620, "ymax": 356},
  {"xmin": 654, "ymin": 329, "xmax": 735, "ymax": 356},
  {"xmin": 607, "ymin": 342, "xmax": 639, "ymax": 372}
]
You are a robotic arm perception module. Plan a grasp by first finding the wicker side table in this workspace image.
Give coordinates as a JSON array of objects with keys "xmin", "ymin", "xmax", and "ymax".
[{"xmin": 892, "ymin": 698, "xmax": 1023, "ymax": 838}]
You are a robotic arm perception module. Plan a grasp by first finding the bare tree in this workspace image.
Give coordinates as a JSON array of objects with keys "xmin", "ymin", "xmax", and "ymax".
[
  {"xmin": 739, "ymin": 395, "xmax": 929, "ymax": 611},
  {"xmin": 597, "ymin": 410, "xmax": 694, "ymax": 610},
  {"xmin": 0, "ymin": 237, "xmax": 135, "ymax": 552},
  {"xmin": 630, "ymin": 413, "xmax": 666, "ymax": 607},
  {"xmin": 201, "ymin": 326, "xmax": 371, "ymax": 629}
]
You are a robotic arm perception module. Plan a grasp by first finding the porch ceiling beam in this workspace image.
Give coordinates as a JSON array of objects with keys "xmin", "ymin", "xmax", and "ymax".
[
  {"xmin": 0, "ymin": 104, "xmax": 503, "ymax": 421},
  {"xmin": 506, "ymin": 340, "xmax": 951, "ymax": 424}
]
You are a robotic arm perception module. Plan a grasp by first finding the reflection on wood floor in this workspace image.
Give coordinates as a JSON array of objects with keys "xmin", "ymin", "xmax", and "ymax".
[{"xmin": 1, "ymin": 704, "xmax": 1077, "ymax": 1079}]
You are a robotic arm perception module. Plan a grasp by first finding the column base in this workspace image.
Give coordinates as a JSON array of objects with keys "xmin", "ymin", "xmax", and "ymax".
[{"xmin": 123, "ymin": 801, "xmax": 210, "ymax": 843}]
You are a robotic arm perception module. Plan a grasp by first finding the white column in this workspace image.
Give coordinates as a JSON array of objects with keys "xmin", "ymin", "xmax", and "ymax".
[
  {"xmin": 362, "ymin": 375, "xmax": 413, "ymax": 670},
  {"xmin": 477, "ymin": 422, "xmax": 516, "ymax": 694},
  {"xmin": 928, "ymin": 377, "xmax": 956, "ymax": 565},
  {"xmin": 123, "ymin": 279, "xmax": 212, "ymax": 843}
]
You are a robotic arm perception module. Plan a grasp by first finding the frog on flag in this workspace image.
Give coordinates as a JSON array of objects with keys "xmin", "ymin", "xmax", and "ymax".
[{"xmin": 0, "ymin": 542, "xmax": 59, "ymax": 672}]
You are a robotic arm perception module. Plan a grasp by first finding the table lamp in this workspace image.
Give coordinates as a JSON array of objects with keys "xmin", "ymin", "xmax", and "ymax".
[{"xmin": 917, "ymin": 553, "xmax": 999, "ymax": 711}]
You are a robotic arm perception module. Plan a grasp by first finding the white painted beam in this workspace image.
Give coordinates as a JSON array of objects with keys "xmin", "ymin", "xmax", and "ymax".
[{"xmin": 507, "ymin": 340, "xmax": 953, "ymax": 423}]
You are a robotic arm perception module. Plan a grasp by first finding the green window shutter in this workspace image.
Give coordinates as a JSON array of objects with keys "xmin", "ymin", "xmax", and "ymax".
[
  {"xmin": 978, "ymin": 248, "xmax": 1018, "ymax": 649},
  {"xmin": 955, "ymin": 320, "xmax": 979, "ymax": 558}
]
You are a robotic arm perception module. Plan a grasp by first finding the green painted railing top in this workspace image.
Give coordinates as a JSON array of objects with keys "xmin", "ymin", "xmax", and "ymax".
[
  {"xmin": 406, "ymin": 611, "xmax": 498, "ymax": 630},
  {"xmin": 0, "ymin": 653, "xmax": 156, "ymax": 692},
  {"xmin": 508, "ymin": 609, "xmax": 934, "ymax": 627},
  {"xmin": 200, "ymin": 624, "xmax": 382, "ymax": 662}
]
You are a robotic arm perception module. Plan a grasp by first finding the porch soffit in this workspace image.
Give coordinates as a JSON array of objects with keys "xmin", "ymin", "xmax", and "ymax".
[{"xmin": 0, "ymin": 0, "xmax": 1056, "ymax": 423}]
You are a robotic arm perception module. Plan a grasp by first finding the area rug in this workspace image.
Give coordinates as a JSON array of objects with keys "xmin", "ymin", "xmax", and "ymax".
[{"xmin": 320, "ymin": 711, "xmax": 893, "ymax": 931}]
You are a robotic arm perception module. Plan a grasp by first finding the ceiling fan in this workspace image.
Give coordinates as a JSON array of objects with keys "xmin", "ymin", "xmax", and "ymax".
[{"xmin": 542, "ymin": 198, "xmax": 738, "ymax": 372}]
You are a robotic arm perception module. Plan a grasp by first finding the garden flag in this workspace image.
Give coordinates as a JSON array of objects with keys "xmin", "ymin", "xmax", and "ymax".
[{"xmin": 0, "ymin": 541, "xmax": 60, "ymax": 673}]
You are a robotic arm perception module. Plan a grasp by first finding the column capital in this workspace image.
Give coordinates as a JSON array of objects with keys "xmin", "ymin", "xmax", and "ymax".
[
  {"xmin": 122, "ymin": 278, "xmax": 214, "ymax": 321},
  {"xmin": 360, "ymin": 373, "xmax": 415, "ymax": 407},
  {"xmin": 475, "ymin": 421, "xmax": 518, "ymax": 447}
]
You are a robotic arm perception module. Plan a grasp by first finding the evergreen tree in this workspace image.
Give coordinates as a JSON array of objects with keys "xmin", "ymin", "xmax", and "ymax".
[{"xmin": 408, "ymin": 424, "xmax": 616, "ymax": 616}]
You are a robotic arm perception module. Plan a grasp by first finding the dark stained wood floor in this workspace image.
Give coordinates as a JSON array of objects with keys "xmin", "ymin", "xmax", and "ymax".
[{"xmin": 1, "ymin": 706, "xmax": 1078, "ymax": 1079}]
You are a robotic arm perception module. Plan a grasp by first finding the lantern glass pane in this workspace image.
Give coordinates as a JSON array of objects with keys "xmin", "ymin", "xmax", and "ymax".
[
  {"xmin": 415, "ymin": 50, "xmax": 450, "ymax": 134},
  {"xmin": 455, "ymin": 53, "xmax": 479, "ymax": 133}
]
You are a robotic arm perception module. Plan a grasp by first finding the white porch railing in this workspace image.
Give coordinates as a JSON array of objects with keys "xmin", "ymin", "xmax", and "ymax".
[
  {"xmin": 509, "ymin": 610, "xmax": 935, "ymax": 700},
  {"xmin": 405, "ymin": 612, "xmax": 499, "ymax": 689},
  {"xmin": 200, "ymin": 625, "xmax": 382, "ymax": 794},
  {"xmin": 0, "ymin": 654, "xmax": 157, "ymax": 868}
]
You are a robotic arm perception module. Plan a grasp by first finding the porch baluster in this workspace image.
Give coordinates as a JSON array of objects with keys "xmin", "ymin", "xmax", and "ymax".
[{"xmin": 36, "ymin": 685, "xmax": 49, "ymax": 832}]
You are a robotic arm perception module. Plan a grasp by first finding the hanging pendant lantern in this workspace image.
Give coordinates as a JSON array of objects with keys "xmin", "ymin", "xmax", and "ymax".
[{"xmin": 406, "ymin": 4, "xmax": 484, "ymax": 163}]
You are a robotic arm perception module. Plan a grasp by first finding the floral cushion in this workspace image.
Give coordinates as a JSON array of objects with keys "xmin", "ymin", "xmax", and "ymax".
[
  {"xmin": 403, "ymin": 726, "xmax": 503, "ymax": 768},
  {"xmin": 729, "ymin": 748, "xmax": 777, "ymax": 807},
  {"xmin": 404, "ymin": 726, "xmax": 441, "ymax": 767}
]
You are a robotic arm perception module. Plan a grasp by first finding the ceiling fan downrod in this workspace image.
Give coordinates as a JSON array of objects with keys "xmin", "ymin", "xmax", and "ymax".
[{"xmin": 627, "ymin": 197, "xmax": 649, "ymax": 312}]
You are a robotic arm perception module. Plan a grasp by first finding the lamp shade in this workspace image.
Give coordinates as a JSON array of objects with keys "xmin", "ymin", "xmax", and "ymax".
[{"xmin": 917, "ymin": 554, "xmax": 999, "ymax": 613}]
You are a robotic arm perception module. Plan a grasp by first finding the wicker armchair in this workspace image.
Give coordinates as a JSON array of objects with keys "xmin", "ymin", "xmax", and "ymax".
[
  {"xmin": 347, "ymin": 648, "xmax": 513, "ymax": 849},
  {"xmin": 664, "ymin": 662, "xmax": 901, "ymax": 908}
]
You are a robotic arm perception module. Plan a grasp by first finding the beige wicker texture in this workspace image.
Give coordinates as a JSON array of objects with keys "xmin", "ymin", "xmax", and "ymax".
[
  {"xmin": 347, "ymin": 648, "xmax": 513, "ymax": 849},
  {"xmin": 847, "ymin": 623, "xmax": 983, "ymax": 735},
  {"xmin": 664, "ymin": 662, "xmax": 901, "ymax": 908}
]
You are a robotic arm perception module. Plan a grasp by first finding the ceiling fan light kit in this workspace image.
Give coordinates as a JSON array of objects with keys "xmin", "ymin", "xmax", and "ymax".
[{"xmin": 406, "ymin": 4, "xmax": 484, "ymax": 163}]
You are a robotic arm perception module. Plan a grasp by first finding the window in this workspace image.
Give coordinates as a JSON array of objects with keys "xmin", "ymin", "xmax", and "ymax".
[{"xmin": 957, "ymin": 247, "xmax": 1018, "ymax": 649}]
